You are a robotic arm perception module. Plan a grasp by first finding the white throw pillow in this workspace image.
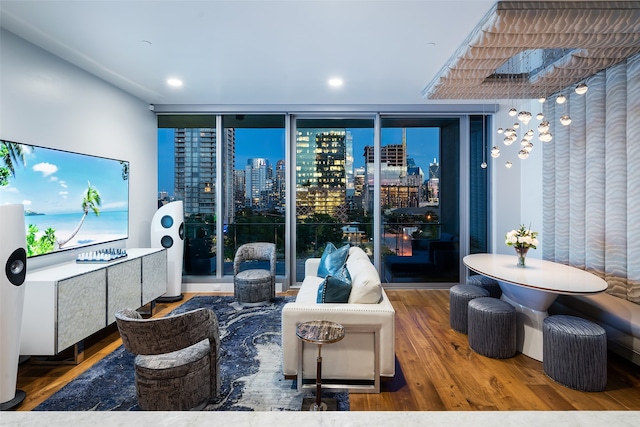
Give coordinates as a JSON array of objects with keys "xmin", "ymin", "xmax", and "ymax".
[{"xmin": 346, "ymin": 249, "xmax": 382, "ymax": 304}]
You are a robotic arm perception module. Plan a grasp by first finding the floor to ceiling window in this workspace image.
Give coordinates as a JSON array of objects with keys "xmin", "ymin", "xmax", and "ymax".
[
  {"xmin": 158, "ymin": 115, "xmax": 218, "ymax": 276},
  {"xmin": 221, "ymin": 115, "xmax": 286, "ymax": 276},
  {"xmin": 293, "ymin": 117, "xmax": 375, "ymax": 282},
  {"xmin": 157, "ymin": 111, "xmax": 487, "ymax": 288}
]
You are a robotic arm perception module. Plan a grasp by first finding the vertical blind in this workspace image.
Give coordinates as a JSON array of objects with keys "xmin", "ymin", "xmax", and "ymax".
[{"xmin": 543, "ymin": 53, "xmax": 640, "ymax": 303}]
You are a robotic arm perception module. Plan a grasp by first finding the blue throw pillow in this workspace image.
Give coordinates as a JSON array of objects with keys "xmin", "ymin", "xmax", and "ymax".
[
  {"xmin": 317, "ymin": 243, "xmax": 350, "ymax": 278},
  {"xmin": 316, "ymin": 275, "xmax": 352, "ymax": 303}
]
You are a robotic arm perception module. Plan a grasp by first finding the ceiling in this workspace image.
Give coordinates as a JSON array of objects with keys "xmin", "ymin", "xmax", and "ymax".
[
  {"xmin": 0, "ymin": 0, "xmax": 495, "ymax": 106},
  {"xmin": 1, "ymin": 1, "xmax": 638, "ymax": 107}
]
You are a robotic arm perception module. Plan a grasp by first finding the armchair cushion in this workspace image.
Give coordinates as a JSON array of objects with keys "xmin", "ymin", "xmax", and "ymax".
[{"xmin": 317, "ymin": 243, "xmax": 350, "ymax": 278}]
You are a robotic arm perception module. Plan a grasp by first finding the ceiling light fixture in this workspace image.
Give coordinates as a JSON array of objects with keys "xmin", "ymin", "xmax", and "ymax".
[
  {"xmin": 328, "ymin": 78, "xmax": 343, "ymax": 87},
  {"xmin": 556, "ymin": 94, "xmax": 566, "ymax": 104},
  {"xmin": 575, "ymin": 82, "xmax": 589, "ymax": 95},
  {"xmin": 167, "ymin": 78, "xmax": 183, "ymax": 87}
]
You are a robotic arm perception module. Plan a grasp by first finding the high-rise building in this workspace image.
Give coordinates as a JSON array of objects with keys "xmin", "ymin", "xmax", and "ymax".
[
  {"xmin": 174, "ymin": 128, "xmax": 235, "ymax": 223},
  {"xmin": 245, "ymin": 158, "xmax": 271, "ymax": 210},
  {"xmin": 363, "ymin": 138, "xmax": 421, "ymax": 212},
  {"xmin": 274, "ymin": 159, "xmax": 286, "ymax": 211},
  {"xmin": 295, "ymin": 129, "xmax": 351, "ymax": 221},
  {"xmin": 233, "ymin": 169, "xmax": 245, "ymax": 211}
]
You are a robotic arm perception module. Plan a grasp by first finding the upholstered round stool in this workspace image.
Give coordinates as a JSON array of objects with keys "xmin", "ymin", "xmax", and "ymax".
[
  {"xmin": 234, "ymin": 269, "xmax": 273, "ymax": 306},
  {"xmin": 467, "ymin": 274, "xmax": 502, "ymax": 298},
  {"xmin": 449, "ymin": 284, "xmax": 490, "ymax": 334},
  {"xmin": 468, "ymin": 297, "xmax": 517, "ymax": 359},
  {"xmin": 543, "ymin": 315, "xmax": 607, "ymax": 391}
]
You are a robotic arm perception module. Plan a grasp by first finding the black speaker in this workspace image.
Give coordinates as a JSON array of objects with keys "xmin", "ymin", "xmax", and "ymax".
[
  {"xmin": 0, "ymin": 204, "xmax": 27, "ymax": 410},
  {"xmin": 151, "ymin": 201, "xmax": 184, "ymax": 302}
]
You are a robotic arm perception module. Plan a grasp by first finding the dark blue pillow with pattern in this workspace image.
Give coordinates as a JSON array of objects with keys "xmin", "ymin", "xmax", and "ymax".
[{"xmin": 316, "ymin": 275, "xmax": 352, "ymax": 303}]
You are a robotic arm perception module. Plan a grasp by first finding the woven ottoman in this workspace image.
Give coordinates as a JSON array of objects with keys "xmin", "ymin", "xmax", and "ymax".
[
  {"xmin": 449, "ymin": 284, "xmax": 490, "ymax": 334},
  {"xmin": 468, "ymin": 297, "xmax": 517, "ymax": 358},
  {"xmin": 234, "ymin": 269, "xmax": 273, "ymax": 306},
  {"xmin": 543, "ymin": 315, "xmax": 607, "ymax": 391},
  {"xmin": 467, "ymin": 274, "xmax": 502, "ymax": 298}
]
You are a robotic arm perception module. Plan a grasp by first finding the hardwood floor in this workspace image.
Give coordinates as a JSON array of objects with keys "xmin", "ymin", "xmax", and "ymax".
[{"xmin": 14, "ymin": 290, "xmax": 640, "ymax": 411}]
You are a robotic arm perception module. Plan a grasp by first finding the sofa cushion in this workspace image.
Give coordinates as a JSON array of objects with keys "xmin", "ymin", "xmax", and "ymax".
[
  {"xmin": 316, "ymin": 275, "xmax": 352, "ymax": 303},
  {"xmin": 317, "ymin": 243, "xmax": 350, "ymax": 278},
  {"xmin": 347, "ymin": 251, "xmax": 382, "ymax": 304}
]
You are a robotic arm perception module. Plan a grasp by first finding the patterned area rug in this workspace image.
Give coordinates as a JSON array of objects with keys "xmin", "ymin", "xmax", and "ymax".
[{"xmin": 34, "ymin": 296, "xmax": 349, "ymax": 411}]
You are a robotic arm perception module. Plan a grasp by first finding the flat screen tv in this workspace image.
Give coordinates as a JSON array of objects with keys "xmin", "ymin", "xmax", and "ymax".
[{"xmin": 1, "ymin": 139, "xmax": 129, "ymax": 257}]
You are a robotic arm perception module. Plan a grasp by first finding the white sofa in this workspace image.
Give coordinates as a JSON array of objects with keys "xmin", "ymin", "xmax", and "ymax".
[{"xmin": 281, "ymin": 246, "xmax": 395, "ymax": 392}]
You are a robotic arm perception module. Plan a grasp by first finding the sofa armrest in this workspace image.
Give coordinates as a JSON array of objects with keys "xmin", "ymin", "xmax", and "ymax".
[
  {"xmin": 281, "ymin": 288, "xmax": 395, "ymax": 378},
  {"xmin": 305, "ymin": 258, "xmax": 320, "ymax": 277}
]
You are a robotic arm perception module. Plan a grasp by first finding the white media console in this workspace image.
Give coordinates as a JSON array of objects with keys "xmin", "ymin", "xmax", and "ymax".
[{"xmin": 20, "ymin": 248, "xmax": 167, "ymax": 359}]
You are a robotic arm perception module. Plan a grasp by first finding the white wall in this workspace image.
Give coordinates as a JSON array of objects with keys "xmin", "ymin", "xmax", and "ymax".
[
  {"xmin": 490, "ymin": 100, "xmax": 544, "ymax": 258},
  {"xmin": 0, "ymin": 29, "xmax": 158, "ymax": 269}
]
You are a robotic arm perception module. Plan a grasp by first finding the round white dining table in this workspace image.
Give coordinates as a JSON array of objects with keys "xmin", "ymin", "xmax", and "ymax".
[{"xmin": 462, "ymin": 253, "xmax": 607, "ymax": 361}]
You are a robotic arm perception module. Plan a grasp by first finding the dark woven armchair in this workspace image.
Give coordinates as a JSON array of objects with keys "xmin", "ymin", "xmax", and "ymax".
[
  {"xmin": 233, "ymin": 242, "xmax": 276, "ymax": 306},
  {"xmin": 115, "ymin": 307, "xmax": 220, "ymax": 410}
]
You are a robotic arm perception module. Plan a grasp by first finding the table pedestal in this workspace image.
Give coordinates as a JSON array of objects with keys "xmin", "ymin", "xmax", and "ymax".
[
  {"xmin": 499, "ymin": 281, "xmax": 559, "ymax": 361},
  {"xmin": 296, "ymin": 320, "xmax": 345, "ymax": 411}
]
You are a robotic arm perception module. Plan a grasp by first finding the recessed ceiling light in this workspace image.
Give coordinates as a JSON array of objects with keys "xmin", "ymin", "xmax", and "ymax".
[
  {"xmin": 167, "ymin": 78, "xmax": 183, "ymax": 87},
  {"xmin": 328, "ymin": 78, "xmax": 343, "ymax": 87}
]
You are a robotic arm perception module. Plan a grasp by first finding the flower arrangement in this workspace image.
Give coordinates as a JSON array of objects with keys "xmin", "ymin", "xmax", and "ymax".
[
  {"xmin": 505, "ymin": 224, "xmax": 539, "ymax": 250},
  {"xmin": 505, "ymin": 224, "xmax": 539, "ymax": 267}
]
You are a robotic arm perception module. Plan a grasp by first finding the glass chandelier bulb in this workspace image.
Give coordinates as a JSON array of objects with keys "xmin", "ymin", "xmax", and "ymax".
[
  {"xmin": 518, "ymin": 150, "xmax": 530, "ymax": 160},
  {"xmin": 575, "ymin": 82, "xmax": 588, "ymax": 95},
  {"xmin": 560, "ymin": 114, "xmax": 572, "ymax": 126},
  {"xmin": 497, "ymin": 127, "xmax": 504, "ymax": 134},
  {"xmin": 517, "ymin": 111, "xmax": 527, "ymax": 122},
  {"xmin": 505, "ymin": 128, "xmax": 515, "ymax": 137},
  {"xmin": 539, "ymin": 132, "xmax": 553, "ymax": 142},
  {"xmin": 513, "ymin": 122, "xmax": 520, "ymax": 129},
  {"xmin": 503, "ymin": 136, "xmax": 514, "ymax": 146},
  {"xmin": 524, "ymin": 142, "xmax": 534, "ymax": 152},
  {"xmin": 522, "ymin": 112, "xmax": 532, "ymax": 124},
  {"xmin": 536, "ymin": 112, "xmax": 544, "ymax": 120},
  {"xmin": 556, "ymin": 94, "xmax": 566, "ymax": 104},
  {"xmin": 491, "ymin": 146, "xmax": 501, "ymax": 158},
  {"xmin": 508, "ymin": 108, "xmax": 518, "ymax": 116},
  {"xmin": 538, "ymin": 96, "xmax": 546, "ymax": 103},
  {"xmin": 538, "ymin": 121, "xmax": 550, "ymax": 133},
  {"xmin": 481, "ymin": 161, "xmax": 488, "ymax": 169},
  {"xmin": 505, "ymin": 161, "xmax": 513, "ymax": 168}
]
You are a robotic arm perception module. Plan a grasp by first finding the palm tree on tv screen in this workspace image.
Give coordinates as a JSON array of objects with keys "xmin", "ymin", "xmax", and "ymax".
[
  {"xmin": 57, "ymin": 181, "xmax": 102, "ymax": 248},
  {"xmin": 0, "ymin": 140, "xmax": 27, "ymax": 186}
]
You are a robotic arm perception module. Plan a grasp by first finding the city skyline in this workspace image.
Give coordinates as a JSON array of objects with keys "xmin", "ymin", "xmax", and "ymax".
[{"xmin": 157, "ymin": 127, "xmax": 439, "ymax": 198}]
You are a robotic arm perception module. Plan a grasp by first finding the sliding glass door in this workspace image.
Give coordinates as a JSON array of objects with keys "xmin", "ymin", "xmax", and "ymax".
[{"xmin": 379, "ymin": 117, "xmax": 460, "ymax": 284}]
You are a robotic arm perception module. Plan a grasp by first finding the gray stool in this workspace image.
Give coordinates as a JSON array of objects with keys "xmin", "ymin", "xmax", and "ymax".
[
  {"xmin": 467, "ymin": 275, "xmax": 502, "ymax": 298},
  {"xmin": 449, "ymin": 284, "xmax": 490, "ymax": 333},
  {"xmin": 468, "ymin": 297, "xmax": 517, "ymax": 359},
  {"xmin": 234, "ymin": 269, "xmax": 273, "ymax": 306},
  {"xmin": 543, "ymin": 315, "xmax": 607, "ymax": 392}
]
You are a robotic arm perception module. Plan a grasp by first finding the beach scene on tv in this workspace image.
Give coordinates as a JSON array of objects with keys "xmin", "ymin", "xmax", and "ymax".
[{"xmin": 1, "ymin": 140, "xmax": 129, "ymax": 257}]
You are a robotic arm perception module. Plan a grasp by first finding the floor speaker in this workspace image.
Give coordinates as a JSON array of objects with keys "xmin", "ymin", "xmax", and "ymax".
[
  {"xmin": 0, "ymin": 204, "xmax": 27, "ymax": 410},
  {"xmin": 151, "ymin": 201, "xmax": 184, "ymax": 302}
]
